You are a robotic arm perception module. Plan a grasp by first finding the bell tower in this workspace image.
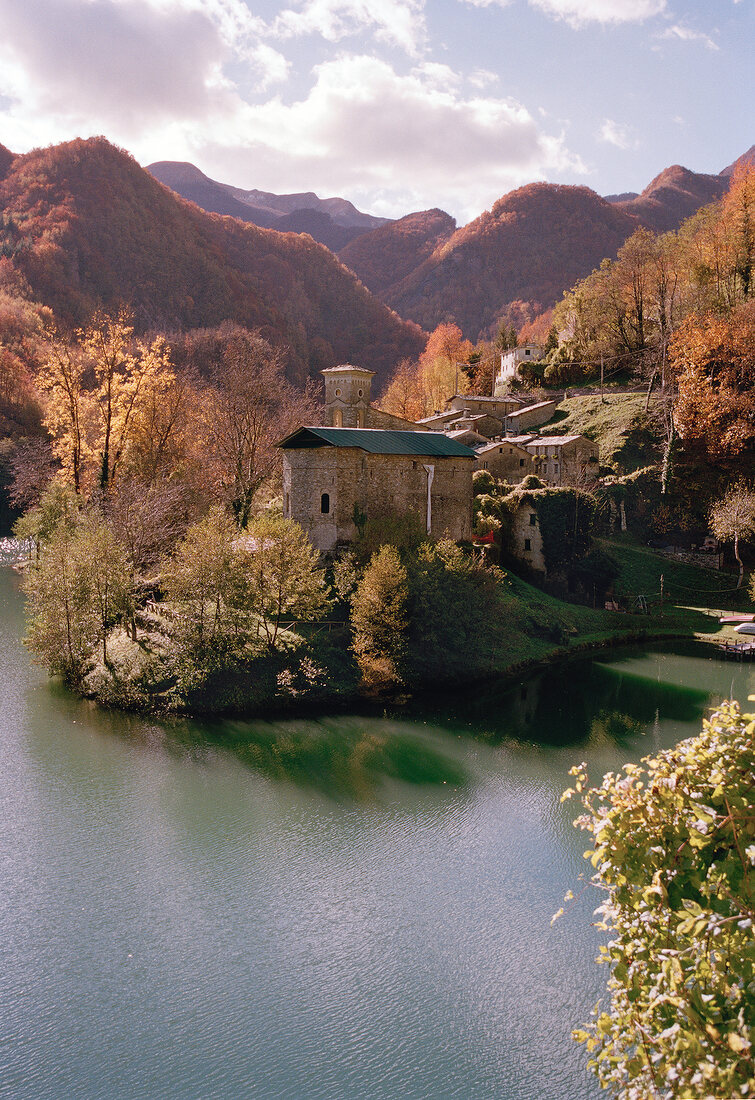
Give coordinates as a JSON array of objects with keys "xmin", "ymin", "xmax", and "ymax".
[{"xmin": 321, "ymin": 364, "xmax": 375, "ymax": 428}]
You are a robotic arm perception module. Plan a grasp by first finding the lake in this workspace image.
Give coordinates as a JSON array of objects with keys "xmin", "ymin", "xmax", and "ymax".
[{"xmin": 1, "ymin": 563, "xmax": 753, "ymax": 1100}]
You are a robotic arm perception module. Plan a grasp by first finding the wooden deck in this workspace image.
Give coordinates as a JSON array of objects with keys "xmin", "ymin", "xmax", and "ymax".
[{"xmin": 718, "ymin": 640, "xmax": 755, "ymax": 660}]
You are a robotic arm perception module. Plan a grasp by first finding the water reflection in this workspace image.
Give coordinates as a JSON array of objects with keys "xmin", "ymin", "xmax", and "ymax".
[
  {"xmin": 182, "ymin": 714, "xmax": 467, "ymax": 797},
  {"xmin": 20, "ymin": 643, "xmax": 722, "ymax": 802},
  {"xmin": 399, "ymin": 649, "xmax": 711, "ymax": 751}
]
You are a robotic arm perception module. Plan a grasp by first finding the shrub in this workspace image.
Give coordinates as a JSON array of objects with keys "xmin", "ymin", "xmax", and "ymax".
[{"xmin": 563, "ymin": 702, "xmax": 755, "ymax": 1099}]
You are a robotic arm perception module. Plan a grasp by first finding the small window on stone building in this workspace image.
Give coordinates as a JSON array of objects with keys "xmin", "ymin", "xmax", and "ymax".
[
  {"xmin": 358, "ymin": 389, "xmax": 363, "ymax": 397},
  {"xmin": 519, "ymin": 458, "xmax": 525, "ymax": 467},
  {"xmin": 321, "ymin": 493, "xmax": 330, "ymax": 515},
  {"xmin": 529, "ymin": 513, "xmax": 537, "ymax": 526},
  {"xmin": 482, "ymin": 462, "xmax": 488, "ymax": 469},
  {"xmin": 524, "ymin": 538, "xmax": 532, "ymax": 551},
  {"xmin": 335, "ymin": 388, "xmax": 341, "ymax": 396}
]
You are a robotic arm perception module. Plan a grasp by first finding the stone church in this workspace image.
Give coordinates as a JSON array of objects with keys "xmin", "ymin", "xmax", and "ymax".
[
  {"xmin": 278, "ymin": 363, "xmax": 475, "ymax": 551},
  {"xmin": 279, "ymin": 426, "xmax": 474, "ymax": 551}
]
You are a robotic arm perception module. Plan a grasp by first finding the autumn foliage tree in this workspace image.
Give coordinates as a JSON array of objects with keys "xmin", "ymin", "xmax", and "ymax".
[
  {"xmin": 709, "ymin": 483, "xmax": 755, "ymax": 588},
  {"xmin": 564, "ymin": 702, "xmax": 755, "ymax": 1099},
  {"xmin": 36, "ymin": 311, "xmax": 185, "ymax": 494},
  {"xmin": 670, "ymin": 302, "xmax": 755, "ymax": 458},
  {"xmin": 200, "ymin": 327, "xmax": 320, "ymax": 528},
  {"xmin": 379, "ymin": 323, "xmax": 474, "ymax": 421}
]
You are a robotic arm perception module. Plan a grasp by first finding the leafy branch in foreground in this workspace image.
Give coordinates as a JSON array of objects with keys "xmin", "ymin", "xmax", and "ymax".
[{"xmin": 562, "ymin": 702, "xmax": 755, "ymax": 1099}]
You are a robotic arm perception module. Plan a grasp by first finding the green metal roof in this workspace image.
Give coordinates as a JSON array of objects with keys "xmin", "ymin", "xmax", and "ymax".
[{"xmin": 278, "ymin": 426, "xmax": 476, "ymax": 457}]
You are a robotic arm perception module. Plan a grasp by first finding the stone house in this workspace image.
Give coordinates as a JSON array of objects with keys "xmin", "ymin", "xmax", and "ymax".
[
  {"xmin": 418, "ymin": 395, "xmax": 529, "ymax": 438},
  {"xmin": 508, "ymin": 498, "xmax": 546, "ymax": 576},
  {"xmin": 447, "ymin": 394, "xmax": 523, "ymax": 419},
  {"xmin": 279, "ymin": 426, "xmax": 475, "ymax": 551},
  {"xmin": 501, "ymin": 486, "xmax": 596, "ymax": 584},
  {"xmin": 322, "ymin": 364, "xmax": 427, "ymax": 431},
  {"xmin": 444, "ymin": 411, "xmax": 503, "ymax": 438},
  {"xmin": 502, "ymin": 400, "xmax": 557, "ymax": 434},
  {"xmin": 475, "ymin": 439, "xmax": 535, "ymax": 481},
  {"xmin": 523, "ymin": 434, "xmax": 599, "ymax": 486},
  {"xmin": 445, "ymin": 428, "xmax": 489, "ymax": 448},
  {"xmin": 416, "ymin": 409, "xmax": 460, "ymax": 430}
]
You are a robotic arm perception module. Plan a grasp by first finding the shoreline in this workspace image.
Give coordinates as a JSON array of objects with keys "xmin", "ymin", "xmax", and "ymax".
[{"xmin": 80, "ymin": 620, "xmax": 703, "ymax": 721}]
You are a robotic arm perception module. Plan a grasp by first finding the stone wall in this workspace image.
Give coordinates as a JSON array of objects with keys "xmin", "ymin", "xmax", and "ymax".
[
  {"xmin": 283, "ymin": 447, "xmax": 473, "ymax": 550},
  {"xmin": 510, "ymin": 502, "xmax": 546, "ymax": 574},
  {"xmin": 366, "ymin": 407, "xmax": 428, "ymax": 431},
  {"xmin": 504, "ymin": 401, "xmax": 557, "ymax": 433}
]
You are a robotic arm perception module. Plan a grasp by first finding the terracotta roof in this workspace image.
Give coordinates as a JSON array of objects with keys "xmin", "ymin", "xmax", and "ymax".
[{"xmin": 278, "ymin": 426, "xmax": 476, "ymax": 457}]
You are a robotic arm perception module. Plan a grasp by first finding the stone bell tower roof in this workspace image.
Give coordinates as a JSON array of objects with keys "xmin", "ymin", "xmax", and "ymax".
[{"xmin": 321, "ymin": 364, "xmax": 375, "ymax": 376}]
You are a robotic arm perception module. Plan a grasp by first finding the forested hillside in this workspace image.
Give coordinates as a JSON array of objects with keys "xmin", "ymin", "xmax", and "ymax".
[
  {"xmin": 613, "ymin": 165, "xmax": 728, "ymax": 234},
  {"xmin": 339, "ymin": 209, "xmax": 456, "ymax": 295},
  {"xmin": 384, "ymin": 184, "xmax": 640, "ymax": 339},
  {"xmin": 0, "ymin": 138, "xmax": 424, "ymax": 385}
]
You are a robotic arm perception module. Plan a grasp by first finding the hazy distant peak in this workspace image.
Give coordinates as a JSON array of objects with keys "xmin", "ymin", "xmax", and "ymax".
[{"xmin": 148, "ymin": 160, "xmax": 212, "ymax": 186}]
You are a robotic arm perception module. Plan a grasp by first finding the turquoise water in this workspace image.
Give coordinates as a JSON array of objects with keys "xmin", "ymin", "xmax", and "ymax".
[{"xmin": 1, "ymin": 565, "xmax": 753, "ymax": 1100}]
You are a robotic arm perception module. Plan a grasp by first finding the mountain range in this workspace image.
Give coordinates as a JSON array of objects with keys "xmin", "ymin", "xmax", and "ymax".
[
  {"xmin": 0, "ymin": 138, "xmax": 423, "ymax": 387},
  {"xmin": 150, "ymin": 145, "xmax": 755, "ymax": 341},
  {"xmin": 147, "ymin": 161, "xmax": 388, "ymax": 252},
  {"xmin": 0, "ymin": 137, "xmax": 752, "ymax": 397}
]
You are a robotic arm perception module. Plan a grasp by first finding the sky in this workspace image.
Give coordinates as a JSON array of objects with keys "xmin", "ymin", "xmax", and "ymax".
[{"xmin": 0, "ymin": 0, "xmax": 752, "ymax": 224}]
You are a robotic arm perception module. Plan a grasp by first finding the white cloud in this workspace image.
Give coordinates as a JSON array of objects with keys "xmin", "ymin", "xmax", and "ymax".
[
  {"xmin": 0, "ymin": 0, "xmax": 287, "ymax": 143},
  {"xmin": 597, "ymin": 119, "xmax": 638, "ymax": 149},
  {"xmin": 468, "ymin": 69, "xmax": 499, "ymax": 90},
  {"xmin": 0, "ymin": 0, "xmax": 583, "ymax": 221},
  {"xmin": 512, "ymin": 0, "xmax": 666, "ymax": 25},
  {"xmin": 197, "ymin": 55, "xmax": 584, "ymax": 220},
  {"xmin": 658, "ymin": 24, "xmax": 719, "ymax": 50},
  {"xmin": 271, "ymin": 0, "xmax": 426, "ymax": 55}
]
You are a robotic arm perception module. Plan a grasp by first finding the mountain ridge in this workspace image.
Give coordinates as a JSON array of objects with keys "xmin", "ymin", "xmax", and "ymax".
[
  {"xmin": 147, "ymin": 160, "xmax": 388, "ymax": 250},
  {"xmin": 0, "ymin": 138, "xmax": 424, "ymax": 386}
]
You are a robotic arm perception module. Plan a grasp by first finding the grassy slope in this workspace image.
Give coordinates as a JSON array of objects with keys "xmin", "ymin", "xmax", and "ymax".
[
  {"xmin": 543, "ymin": 394, "xmax": 662, "ymax": 472},
  {"xmin": 603, "ymin": 537, "xmax": 753, "ymax": 642},
  {"xmin": 472, "ymin": 566, "xmax": 692, "ymax": 675}
]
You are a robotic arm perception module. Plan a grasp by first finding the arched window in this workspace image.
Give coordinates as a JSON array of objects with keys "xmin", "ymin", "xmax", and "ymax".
[
  {"xmin": 334, "ymin": 409, "xmax": 343, "ymax": 427},
  {"xmin": 321, "ymin": 493, "xmax": 330, "ymax": 515}
]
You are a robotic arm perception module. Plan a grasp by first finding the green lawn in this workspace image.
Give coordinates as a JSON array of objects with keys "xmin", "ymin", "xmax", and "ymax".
[
  {"xmin": 543, "ymin": 393, "xmax": 662, "ymax": 472},
  {"xmin": 602, "ymin": 537, "xmax": 754, "ymax": 642}
]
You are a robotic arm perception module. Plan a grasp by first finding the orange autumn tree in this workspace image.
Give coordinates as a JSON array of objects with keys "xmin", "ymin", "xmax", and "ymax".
[
  {"xmin": 378, "ymin": 357, "xmax": 425, "ymax": 422},
  {"xmin": 379, "ymin": 324, "xmax": 474, "ymax": 421},
  {"xmin": 670, "ymin": 301, "xmax": 755, "ymax": 459},
  {"xmin": 419, "ymin": 323, "xmax": 474, "ymax": 414}
]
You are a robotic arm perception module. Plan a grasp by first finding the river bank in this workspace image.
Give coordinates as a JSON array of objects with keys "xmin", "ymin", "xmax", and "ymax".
[
  {"xmin": 3, "ymin": 555, "xmax": 753, "ymax": 1100},
  {"xmin": 77, "ymin": 600, "xmax": 714, "ymax": 720},
  {"xmin": 8, "ymin": 525, "xmax": 738, "ymax": 720}
]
